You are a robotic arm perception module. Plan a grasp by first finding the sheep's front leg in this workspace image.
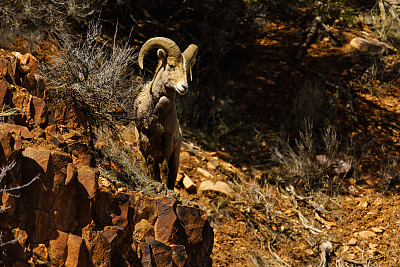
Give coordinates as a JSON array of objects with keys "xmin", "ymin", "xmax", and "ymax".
[{"xmin": 153, "ymin": 95, "xmax": 171, "ymax": 117}]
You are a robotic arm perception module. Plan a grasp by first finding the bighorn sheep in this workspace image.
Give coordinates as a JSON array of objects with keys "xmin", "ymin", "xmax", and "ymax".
[{"xmin": 134, "ymin": 37, "xmax": 198, "ymax": 189}]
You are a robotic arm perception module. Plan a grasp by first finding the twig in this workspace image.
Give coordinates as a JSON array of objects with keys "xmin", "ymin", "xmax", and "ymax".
[
  {"xmin": 318, "ymin": 241, "xmax": 333, "ymax": 267},
  {"xmin": 2, "ymin": 175, "xmax": 39, "ymax": 192},
  {"xmin": 267, "ymin": 242, "xmax": 291, "ymax": 267},
  {"xmin": 379, "ymin": 0, "xmax": 387, "ymax": 21},
  {"xmin": 296, "ymin": 16, "xmax": 321, "ymax": 61}
]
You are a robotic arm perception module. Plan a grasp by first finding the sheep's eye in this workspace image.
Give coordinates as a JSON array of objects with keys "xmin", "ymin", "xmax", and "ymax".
[{"xmin": 168, "ymin": 64, "xmax": 175, "ymax": 69}]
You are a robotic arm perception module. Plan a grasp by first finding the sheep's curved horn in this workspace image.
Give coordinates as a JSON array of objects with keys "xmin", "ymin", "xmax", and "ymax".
[
  {"xmin": 183, "ymin": 44, "xmax": 198, "ymax": 69},
  {"xmin": 138, "ymin": 37, "xmax": 182, "ymax": 69},
  {"xmin": 183, "ymin": 44, "xmax": 198, "ymax": 81}
]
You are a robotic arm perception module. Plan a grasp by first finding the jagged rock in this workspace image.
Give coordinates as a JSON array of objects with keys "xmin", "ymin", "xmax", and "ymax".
[
  {"xmin": 154, "ymin": 197, "xmax": 178, "ymax": 243},
  {"xmin": 22, "ymin": 147, "xmax": 51, "ymax": 176},
  {"xmin": 0, "ymin": 79, "xmax": 11, "ymax": 107},
  {"xmin": 32, "ymin": 243, "xmax": 49, "ymax": 262},
  {"xmin": 140, "ymin": 242, "xmax": 152, "ymax": 267},
  {"xmin": 134, "ymin": 219, "xmax": 155, "ymax": 242},
  {"xmin": 76, "ymin": 165, "xmax": 99, "ymax": 199},
  {"xmin": 31, "ymin": 96, "xmax": 47, "ymax": 126},
  {"xmin": 0, "ymin": 130, "xmax": 14, "ymax": 159},
  {"xmin": 175, "ymin": 204, "xmax": 206, "ymax": 246},
  {"xmin": 0, "ymin": 123, "xmax": 33, "ymax": 140},
  {"xmin": 171, "ymin": 245, "xmax": 188, "ymax": 267},
  {"xmin": 11, "ymin": 228, "xmax": 29, "ymax": 261},
  {"xmin": 65, "ymin": 234, "xmax": 89, "ymax": 267},
  {"xmin": 182, "ymin": 174, "xmax": 196, "ymax": 192},
  {"xmin": 82, "ymin": 224, "xmax": 112, "ymax": 266},
  {"xmin": 12, "ymin": 52, "xmax": 38, "ymax": 74},
  {"xmin": 45, "ymin": 124, "xmax": 65, "ymax": 147},
  {"xmin": 0, "ymin": 53, "xmax": 17, "ymax": 84},
  {"xmin": 32, "ymin": 210, "xmax": 54, "ymax": 243},
  {"xmin": 31, "ymin": 126, "xmax": 45, "ymax": 139},
  {"xmin": 48, "ymin": 230, "xmax": 69, "ymax": 266},
  {"xmin": 146, "ymin": 238, "xmax": 173, "ymax": 267},
  {"xmin": 66, "ymin": 163, "xmax": 77, "ymax": 186},
  {"xmin": 131, "ymin": 191, "xmax": 158, "ymax": 225},
  {"xmin": 111, "ymin": 195, "xmax": 130, "ymax": 228},
  {"xmin": 175, "ymin": 204, "xmax": 213, "ymax": 266},
  {"xmin": 350, "ymin": 37, "xmax": 394, "ymax": 54}
]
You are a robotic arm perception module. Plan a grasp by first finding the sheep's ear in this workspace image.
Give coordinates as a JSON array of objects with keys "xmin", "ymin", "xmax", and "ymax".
[{"xmin": 157, "ymin": 49, "xmax": 167, "ymax": 62}]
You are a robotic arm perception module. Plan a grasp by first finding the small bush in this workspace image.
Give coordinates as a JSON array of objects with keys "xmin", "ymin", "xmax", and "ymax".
[
  {"xmin": 41, "ymin": 20, "xmax": 137, "ymax": 132},
  {"xmin": 370, "ymin": 2, "xmax": 400, "ymax": 49}
]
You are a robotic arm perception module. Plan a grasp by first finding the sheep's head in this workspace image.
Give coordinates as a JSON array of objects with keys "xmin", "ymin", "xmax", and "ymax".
[{"xmin": 138, "ymin": 37, "xmax": 198, "ymax": 95}]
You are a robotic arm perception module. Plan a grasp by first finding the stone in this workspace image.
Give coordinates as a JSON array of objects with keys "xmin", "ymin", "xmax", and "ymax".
[
  {"xmin": 0, "ymin": 130, "xmax": 14, "ymax": 159},
  {"xmin": 356, "ymin": 230, "xmax": 377, "ymax": 239},
  {"xmin": 140, "ymin": 242, "xmax": 152, "ymax": 267},
  {"xmin": 206, "ymin": 161, "xmax": 216, "ymax": 170},
  {"xmin": 348, "ymin": 238, "xmax": 357, "ymax": 245},
  {"xmin": 50, "ymin": 151, "xmax": 71, "ymax": 193},
  {"xmin": 66, "ymin": 163, "xmax": 77, "ymax": 186},
  {"xmin": 176, "ymin": 172, "xmax": 184, "ymax": 184},
  {"xmin": 0, "ymin": 79, "xmax": 11, "ymax": 107},
  {"xmin": 65, "ymin": 234, "xmax": 89, "ymax": 267},
  {"xmin": 330, "ymin": 160, "xmax": 352, "ymax": 176},
  {"xmin": 101, "ymin": 229, "xmax": 118, "ymax": 245},
  {"xmin": 30, "ymin": 96, "xmax": 47, "ymax": 126},
  {"xmin": 182, "ymin": 174, "xmax": 196, "ymax": 192},
  {"xmin": 197, "ymin": 167, "xmax": 213, "ymax": 178},
  {"xmin": 133, "ymin": 219, "xmax": 155, "ymax": 242},
  {"xmin": 76, "ymin": 166, "xmax": 99, "ymax": 199},
  {"xmin": 214, "ymin": 181, "xmax": 233, "ymax": 196},
  {"xmin": 171, "ymin": 245, "xmax": 188, "ymax": 267},
  {"xmin": 371, "ymin": 227, "xmax": 384, "ymax": 233},
  {"xmin": 12, "ymin": 52, "xmax": 38, "ymax": 74},
  {"xmin": 45, "ymin": 124, "xmax": 65, "ymax": 147},
  {"xmin": 31, "ymin": 126, "xmax": 45, "ymax": 139},
  {"xmin": 199, "ymin": 180, "xmax": 214, "ymax": 192},
  {"xmin": 350, "ymin": 37, "xmax": 394, "ymax": 54},
  {"xmin": 131, "ymin": 191, "xmax": 158, "ymax": 225},
  {"xmin": 48, "ymin": 230, "xmax": 69, "ymax": 266},
  {"xmin": 199, "ymin": 180, "xmax": 233, "ymax": 197},
  {"xmin": 154, "ymin": 197, "xmax": 178, "ymax": 243},
  {"xmin": 22, "ymin": 147, "xmax": 51, "ymax": 175},
  {"xmin": 82, "ymin": 224, "xmax": 112, "ymax": 266},
  {"xmin": 11, "ymin": 228, "xmax": 29, "ymax": 260},
  {"xmin": 215, "ymin": 150, "xmax": 232, "ymax": 161},
  {"xmin": 32, "ymin": 244, "xmax": 49, "ymax": 262},
  {"xmin": 175, "ymin": 204, "xmax": 207, "ymax": 246},
  {"xmin": 0, "ymin": 123, "xmax": 33, "ymax": 140},
  {"xmin": 146, "ymin": 238, "xmax": 173, "ymax": 267},
  {"xmin": 32, "ymin": 210, "xmax": 54, "ymax": 243},
  {"xmin": 111, "ymin": 201, "xmax": 130, "ymax": 228},
  {"xmin": 180, "ymin": 151, "xmax": 191, "ymax": 161}
]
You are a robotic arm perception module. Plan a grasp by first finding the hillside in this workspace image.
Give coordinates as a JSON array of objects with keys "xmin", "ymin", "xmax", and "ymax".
[{"xmin": 2, "ymin": 1, "xmax": 400, "ymax": 266}]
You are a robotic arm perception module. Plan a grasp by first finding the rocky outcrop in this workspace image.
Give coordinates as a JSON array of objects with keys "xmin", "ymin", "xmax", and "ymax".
[{"xmin": 0, "ymin": 50, "xmax": 213, "ymax": 266}]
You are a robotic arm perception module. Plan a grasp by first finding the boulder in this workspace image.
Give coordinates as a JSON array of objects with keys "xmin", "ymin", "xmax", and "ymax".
[{"xmin": 350, "ymin": 37, "xmax": 394, "ymax": 54}]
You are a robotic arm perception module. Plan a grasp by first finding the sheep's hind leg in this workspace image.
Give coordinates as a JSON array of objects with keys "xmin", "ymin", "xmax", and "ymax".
[
  {"xmin": 167, "ymin": 149, "xmax": 180, "ymax": 190},
  {"xmin": 160, "ymin": 159, "xmax": 169, "ymax": 187}
]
